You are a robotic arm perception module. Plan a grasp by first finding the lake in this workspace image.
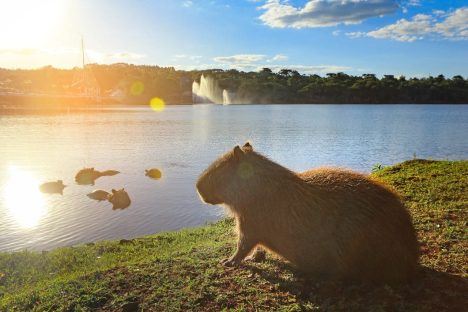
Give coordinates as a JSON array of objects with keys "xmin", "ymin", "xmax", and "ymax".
[{"xmin": 0, "ymin": 104, "xmax": 467, "ymax": 251}]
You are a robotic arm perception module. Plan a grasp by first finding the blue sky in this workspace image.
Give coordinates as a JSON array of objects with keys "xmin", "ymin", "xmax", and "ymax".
[{"xmin": 0, "ymin": 0, "xmax": 467, "ymax": 77}]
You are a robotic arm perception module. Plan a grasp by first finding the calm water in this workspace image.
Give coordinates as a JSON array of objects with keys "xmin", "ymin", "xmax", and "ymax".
[{"xmin": 0, "ymin": 104, "xmax": 467, "ymax": 251}]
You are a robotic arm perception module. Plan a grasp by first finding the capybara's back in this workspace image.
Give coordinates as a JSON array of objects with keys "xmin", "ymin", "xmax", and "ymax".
[{"xmin": 196, "ymin": 143, "xmax": 419, "ymax": 285}]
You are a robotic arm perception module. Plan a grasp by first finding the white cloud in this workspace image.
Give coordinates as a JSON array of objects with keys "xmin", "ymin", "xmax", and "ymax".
[
  {"xmin": 84, "ymin": 50, "xmax": 146, "ymax": 62},
  {"xmin": 265, "ymin": 64, "xmax": 351, "ymax": 74},
  {"xmin": 401, "ymin": 0, "xmax": 421, "ymax": 13},
  {"xmin": 346, "ymin": 7, "xmax": 468, "ymax": 42},
  {"xmin": 172, "ymin": 62, "xmax": 351, "ymax": 75},
  {"xmin": 0, "ymin": 46, "xmax": 145, "ymax": 61},
  {"xmin": 208, "ymin": 52, "xmax": 350, "ymax": 74},
  {"xmin": 434, "ymin": 8, "xmax": 468, "ymax": 40},
  {"xmin": 367, "ymin": 13, "xmax": 433, "ymax": 42},
  {"xmin": 258, "ymin": 0, "xmax": 398, "ymax": 28},
  {"xmin": 105, "ymin": 52, "xmax": 146, "ymax": 60},
  {"xmin": 175, "ymin": 54, "xmax": 202, "ymax": 61},
  {"xmin": 183, "ymin": 1, "xmax": 193, "ymax": 8},
  {"xmin": 0, "ymin": 48, "xmax": 39, "ymax": 55},
  {"xmin": 270, "ymin": 53, "xmax": 288, "ymax": 61},
  {"xmin": 345, "ymin": 31, "xmax": 367, "ymax": 39},
  {"xmin": 406, "ymin": 0, "xmax": 420, "ymax": 6},
  {"xmin": 432, "ymin": 10, "xmax": 445, "ymax": 17},
  {"xmin": 214, "ymin": 54, "xmax": 267, "ymax": 64}
]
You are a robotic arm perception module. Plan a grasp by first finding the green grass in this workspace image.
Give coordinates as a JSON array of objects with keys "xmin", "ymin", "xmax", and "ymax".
[{"xmin": 1, "ymin": 159, "xmax": 467, "ymax": 311}]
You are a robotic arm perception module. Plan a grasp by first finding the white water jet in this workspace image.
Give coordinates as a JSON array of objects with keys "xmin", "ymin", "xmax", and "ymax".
[
  {"xmin": 222, "ymin": 89, "xmax": 232, "ymax": 106},
  {"xmin": 192, "ymin": 74, "xmax": 231, "ymax": 105}
]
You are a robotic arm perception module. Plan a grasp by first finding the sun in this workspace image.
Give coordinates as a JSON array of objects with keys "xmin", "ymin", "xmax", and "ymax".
[{"xmin": 0, "ymin": 0, "xmax": 68, "ymax": 48}]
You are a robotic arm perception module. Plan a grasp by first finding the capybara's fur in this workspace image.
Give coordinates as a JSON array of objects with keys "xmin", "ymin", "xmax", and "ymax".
[
  {"xmin": 108, "ymin": 188, "xmax": 131, "ymax": 210},
  {"xmin": 196, "ymin": 143, "xmax": 419, "ymax": 285}
]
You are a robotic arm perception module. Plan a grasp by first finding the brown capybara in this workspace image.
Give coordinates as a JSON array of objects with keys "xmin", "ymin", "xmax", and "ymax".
[
  {"xmin": 108, "ymin": 188, "xmax": 131, "ymax": 210},
  {"xmin": 196, "ymin": 143, "xmax": 419, "ymax": 285}
]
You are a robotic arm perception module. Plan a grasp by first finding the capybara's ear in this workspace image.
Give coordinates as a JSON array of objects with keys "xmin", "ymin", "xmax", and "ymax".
[
  {"xmin": 112, "ymin": 189, "xmax": 116, "ymax": 194},
  {"xmin": 233, "ymin": 145, "xmax": 244, "ymax": 160},
  {"xmin": 243, "ymin": 142, "xmax": 253, "ymax": 151}
]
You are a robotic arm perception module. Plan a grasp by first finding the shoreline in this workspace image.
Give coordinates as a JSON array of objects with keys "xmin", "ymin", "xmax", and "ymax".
[{"xmin": 1, "ymin": 159, "xmax": 466, "ymax": 310}]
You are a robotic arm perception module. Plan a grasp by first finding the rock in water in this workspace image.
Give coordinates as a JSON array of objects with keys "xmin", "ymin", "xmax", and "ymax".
[
  {"xmin": 145, "ymin": 168, "xmax": 162, "ymax": 179},
  {"xmin": 108, "ymin": 188, "xmax": 131, "ymax": 210},
  {"xmin": 87, "ymin": 190, "xmax": 110, "ymax": 201},
  {"xmin": 39, "ymin": 180, "xmax": 66, "ymax": 194}
]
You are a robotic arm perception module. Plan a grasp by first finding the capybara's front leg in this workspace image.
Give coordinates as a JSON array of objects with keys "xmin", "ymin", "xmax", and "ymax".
[{"xmin": 222, "ymin": 235, "xmax": 256, "ymax": 267}]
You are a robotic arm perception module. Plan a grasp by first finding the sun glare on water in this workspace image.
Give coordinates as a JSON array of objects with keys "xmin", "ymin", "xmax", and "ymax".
[{"xmin": 4, "ymin": 166, "xmax": 47, "ymax": 228}]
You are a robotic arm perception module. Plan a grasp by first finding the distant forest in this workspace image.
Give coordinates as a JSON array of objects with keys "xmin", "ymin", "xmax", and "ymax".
[{"xmin": 0, "ymin": 64, "xmax": 467, "ymax": 105}]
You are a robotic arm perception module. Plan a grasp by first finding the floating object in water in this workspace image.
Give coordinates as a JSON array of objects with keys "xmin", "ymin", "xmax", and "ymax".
[
  {"xmin": 87, "ymin": 190, "xmax": 110, "ymax": 201},
  {"xmin": 75, "ymin": 168, "xmax": 120, "ymax": 185},
  {"xmin": 108, "ymin": 188, "xmax": 131, "ymax": 210},
  {"xmin": 145, "ymin": 168, "xmax": 162, "ymax": 179},
  {"xmin": 39, "ymin": 180, "xmax": 66, "ymax": 194}
]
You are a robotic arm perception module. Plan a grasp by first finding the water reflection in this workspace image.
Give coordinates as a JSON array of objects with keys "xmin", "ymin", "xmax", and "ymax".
[{"xmin": 4, "ymin": 166, "xmax": 46, "ymax": 228}]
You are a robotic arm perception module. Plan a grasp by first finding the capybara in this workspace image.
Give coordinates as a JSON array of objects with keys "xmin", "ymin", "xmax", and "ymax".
[
  {"xmin": 39, "ymin": 180, "xmax": 66, "ymax": 195},
  {"xmin": 145, "ymin": 168, "xmax": 162, "ymax": 179},
  {"xmin": 87, "ymin": 190, "xmax": 110, "ymax": 201},
  {"xmin": 108, "ymin": 188, "xmax": 131, "ymax": 210},
  {"xmin": 75, "ymin": 168, "xmax": 120, "ymax": 185},
  {"xmin": 196, "ymin": 143, "xmax": 419, "ymax": 285}
]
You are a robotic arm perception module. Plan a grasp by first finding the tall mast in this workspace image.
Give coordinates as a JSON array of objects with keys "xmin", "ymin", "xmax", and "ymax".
[{"xmin": 81, "ymin": 36, "xmax": 85, "ymax": 68}]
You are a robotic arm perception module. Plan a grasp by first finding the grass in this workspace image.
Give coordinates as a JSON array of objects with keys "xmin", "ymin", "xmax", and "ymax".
[{"xmin": 0, "ymin": 159, "xmax": 467, "ymax": 311}]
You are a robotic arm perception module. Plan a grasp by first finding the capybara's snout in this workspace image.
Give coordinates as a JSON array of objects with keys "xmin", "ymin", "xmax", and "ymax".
[{"xmin": 196, "ymin": 177, "xmax": 222, "ymax": 205}]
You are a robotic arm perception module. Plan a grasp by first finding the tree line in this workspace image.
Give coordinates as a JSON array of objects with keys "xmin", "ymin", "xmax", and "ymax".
[{"xmin": 0, "ymin": 64, "xmax": 466, "ymax": 104}]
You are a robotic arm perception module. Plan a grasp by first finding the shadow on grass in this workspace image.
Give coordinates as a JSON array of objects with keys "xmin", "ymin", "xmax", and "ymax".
[{"xmin": 245, "ymin": 260, "xmax": 468, "ymax": 311}]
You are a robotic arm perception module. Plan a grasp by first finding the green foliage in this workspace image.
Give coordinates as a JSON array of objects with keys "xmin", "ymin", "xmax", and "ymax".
[
  {"xmin": 1, "ymin": 65, "xmax": 467, "ymax": 105},
  {"xmin": 0, "ymin": 160, "xmax": 467, "ymax": 311},
  {"xmin": 372, "ymin": 163, "xmax": 384, "ymax": 172}
]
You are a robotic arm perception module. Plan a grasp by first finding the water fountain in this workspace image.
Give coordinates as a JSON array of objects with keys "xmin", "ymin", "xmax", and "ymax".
[{"xmin": 192, "ymin": 75, "xmax": 232, "ymax": 105}]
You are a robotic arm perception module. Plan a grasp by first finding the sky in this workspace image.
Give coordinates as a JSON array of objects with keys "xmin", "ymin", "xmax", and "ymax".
[{"xmin": 0, "ymin": 0, "xmax": 467, "ymax": 77}]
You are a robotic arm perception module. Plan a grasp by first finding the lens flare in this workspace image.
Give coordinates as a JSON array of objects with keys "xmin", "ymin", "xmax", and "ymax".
[
  {"xmin": 150, "ymin": 97, "xmax": 166, "ymax": 112},
  {"xmin": 130, "ymin": 81, "xmax": 144, "ymax": 96},
  {"xmin": 4, "ymin": 166, "xmax": 47, "ymax": 228},
  {"xmin": 237, "ymin": 162, "xmax": 254, "ymax": 180}
]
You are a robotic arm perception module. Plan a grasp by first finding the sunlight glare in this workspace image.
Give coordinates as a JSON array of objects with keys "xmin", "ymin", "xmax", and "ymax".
[
  {"xmin": 4, "ymin": 166, "xmax": 47, "ymax": 228},
  {"xmin": 150, "ymin": 97, "xmax": 166, "ymax": 112},
  {"xmin": 0, "ymin": 0, "xmax": 68, "ymax": 48},
  {"xmin": 130, "ymin": 81, "xmax": 145, "ymax": 96}
]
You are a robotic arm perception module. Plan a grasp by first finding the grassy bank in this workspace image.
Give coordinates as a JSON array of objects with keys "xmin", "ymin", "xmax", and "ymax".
[{"xmin": 1, "ymin": 160, "xmax": 467, "ymax": 311}]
